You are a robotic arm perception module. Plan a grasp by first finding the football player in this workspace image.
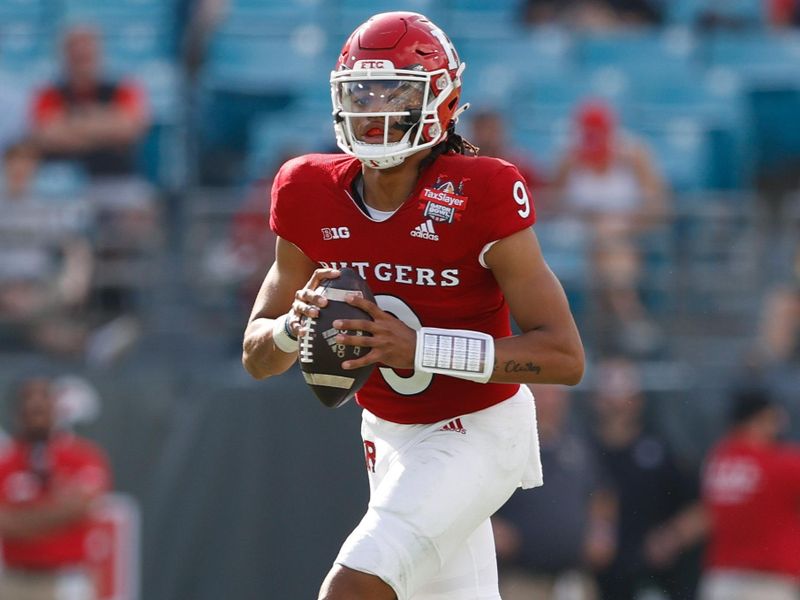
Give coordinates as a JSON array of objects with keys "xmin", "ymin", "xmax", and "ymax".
[{"xmin": 242, "ymin": 12, "xmax": 584, "ymax": 600}]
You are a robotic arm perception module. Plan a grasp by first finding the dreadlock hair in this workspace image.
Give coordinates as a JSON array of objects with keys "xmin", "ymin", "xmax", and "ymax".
[
  {"xmin": 444, "ymin": 125, "xmax": 480, "ymax": 156},
  {"xmin": 418, "ymin": 122, "xmax": 479, "ymax": 171}
]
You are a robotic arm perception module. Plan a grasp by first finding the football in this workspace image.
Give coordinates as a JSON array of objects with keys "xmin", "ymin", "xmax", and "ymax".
[{"xmin": 298, "ymin": 268, "xmax": 376, "ymax": 408}]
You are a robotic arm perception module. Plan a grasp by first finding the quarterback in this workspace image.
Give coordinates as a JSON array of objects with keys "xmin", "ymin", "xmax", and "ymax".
[{"xmin": 242, "ymin": 11, "xmax": 584, "ymax": 600}]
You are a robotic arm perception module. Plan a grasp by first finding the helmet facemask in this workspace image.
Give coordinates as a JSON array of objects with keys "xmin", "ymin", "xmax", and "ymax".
[{"xmin": 331, "ymin": 64, "xmax": 459, "ymax": 169}]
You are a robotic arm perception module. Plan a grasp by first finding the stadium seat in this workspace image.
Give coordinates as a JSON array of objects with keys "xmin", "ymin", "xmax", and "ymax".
[
  {"xmin": 203, "ymin": 32, "xmax": 334, "ymax": 94},
  {"xmin": 128, "ymin": 60, "xmax": 185, "ymax": 189},
  {"xmin": 103, "ymin": 24, "xmax": 172, "ymax": 75},
  {"xmin": 460, "ymin": 29, "xmax": 575, "ymax": 104},
  {"xmin": 228, "ymin": 0, "xmax": 318, "ymax": 8},
  {"xmin": 705, "ymin": 31, "xmax": 800, "ymax": 85},
  {"xmin": 216, "ymin": 0, "xmax": 334, "ymax": 37},
  {"xmin": 136, "ymin": 60, "xmax": 182, "ymax": 124},
  {"xmin": 0, "ymin": 0, "xmax": 49, "ymax": 26},
  {"xmin": 334, "ymin": 0, "xmax": 447, "ymax": 36},
  {"xmin": 576, "ymin": 29, "xmax": 699, "ymax": 79},
  {"xmin": 59, "ymin": 0, "xmax": 176, "ymax": 26},
  {"xmin": 638, "ymin": 118, "xmax": 710, "ymax": 192},
  {"xmin": 668, "ymin": 0, "xmax": 765, "ymax": 26},
  {"xmin": 747, "ymin": 87, "xmax": 800, "ymax": 176},
  {"xmin": 31, "ymin": 161, "xmax": 89, "ymax": 198},
  {"xmin": 510, "ymin": 66, "xmax": 633, "ymax": 130},
  {"xmin": 446, "ymin": 0, "xmax": 522, "ymax": 38},
  {"xmin": 628, "ymin": 68, "xmax": 748, "ymax": 189},
  {"xmin": 512, "ymin": 117, "xmax": 571, "ymax": 175},
  {"xmin": 245, "ymin": 109, "xmax": 333, "ymax": 181},
  {"xmin": 702, "ymin": 32, "xmax": 800, "ymax": 179},
  {"xmin": 536, "ymin": 218, "xmax": 589, "ymax": 279},
  {"xmin": 0, "ymin": 22, "xmax": 52, "ymax": 84},
  {"xmin": 198, "ymin": 25, "xmax": 332, "ymax": 169},
  {"xmin": 629, "ymin": 67, "xmax": 744, "ymax": 126}
]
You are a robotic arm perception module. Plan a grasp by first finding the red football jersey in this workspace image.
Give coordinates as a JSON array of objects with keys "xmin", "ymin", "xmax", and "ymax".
[
  {"xmin": 0, "ymin": 434, "xmax": 112, "ymax": 569},
  {"xmin": 270, "ymin": 152, "xmax": 536, "ymax": 424},
  {"xmin": 702, "ymin": 436, "xmax": 800, "ymax": 577}
]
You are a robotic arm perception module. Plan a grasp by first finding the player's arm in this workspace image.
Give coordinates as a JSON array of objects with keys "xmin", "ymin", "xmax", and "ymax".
[
  {"xmin": 0, "ymin": 493, "xmax": 94, "ymax": 539},
  {"xmin": 484, "ymin": 226, "xmax": 584, "ymax": 385},
  {"xmin": 0, "ymin": 451, "xmax": 109, "ymax": 540},
  {"xmin": 242, "ymin": 236, "xmax": 334, "ymax": 379},
  {"xmin": 336, "ymin": 226, "xmax": 583, "ymax": 385},
  {"xmin": 629, "ymin": 141, "xmax": 668, "ymax": 230}
]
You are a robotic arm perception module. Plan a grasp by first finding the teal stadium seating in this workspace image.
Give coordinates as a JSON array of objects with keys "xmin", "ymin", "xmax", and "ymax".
[
  {"xmin": 0, "ymin": 22, "xmax": 52, "ymax": 84},
  {"xmin": 707, "ymin": 32, "xmax": 800, "ymax": 176},
  {"xmin": 707, "ymin": 31, "xmax": 800, "ymax": 84},
  {"xmin": 446, "ymin": 0, "xmax": 523, "ymax": 38},
  {"xmin": 638, "ymin": 119, "xmax": 711, "ymax": 192},
  {"xmin": 245, "ymin": 109, "xmax": 333, "ymax": 180},
  {"xmin": 335, "ymin": 0, "xmax": 447, "ymax": 37},
  {"xmin": 668, "ymin": 0, "xmax": 765, "ymax": 27},
  {"xmin": 459, "ymin": 29, "xmax": 575, "ymax": 104},
  {"xmin": 58, "ymin": 0, "xmax": 176, "ymax": 29},
  {"xmin": 219, "ymin": 0, "xmax": 334, "ymax": 37},
  {"xmin": 576, "ymin": 29, "xmax": 699, "ymax": 78}
]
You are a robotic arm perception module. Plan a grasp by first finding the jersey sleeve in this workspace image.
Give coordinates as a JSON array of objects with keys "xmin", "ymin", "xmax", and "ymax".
[
  {"xmin": 268, "ymin": 156, "xmax": 306, "ymax": 247},
  {"xmin": 778, "ymin": 447, "xmax": 800, "ymax": 499},
  {"xmin": 114, "ymin": 80, "xmax": 149, "ymax": 122},
  {"xmin": 0, "ymin": 451, "xmax": 15, "ymax": 505},
  {"xmin": 74, "ymin": 441, "xmax": 113, "ymax": 498},
  {"xmin": 31, "ymin": 87, "xmax": 64, "ymax": 126},
  {"xmin": 479, "ymin": 162, "xmax": 536, "ymax": 249}
]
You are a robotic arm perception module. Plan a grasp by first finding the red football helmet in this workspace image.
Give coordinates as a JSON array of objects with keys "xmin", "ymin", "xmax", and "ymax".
[{"xmin": 331, "ymin": 12, "xmax": 467, "ymax": 169}]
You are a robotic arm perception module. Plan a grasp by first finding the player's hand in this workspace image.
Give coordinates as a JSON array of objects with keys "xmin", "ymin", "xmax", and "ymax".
[
  {"xmin": 288, "ymin": 268, "xmax": 340, "ymax": 336},
  {"xmin": 333, "ymin": 295, "xmax": 416, "ymax": 370},
  {"xmin": 643, "ymin": 524, "xmax": 681, "ymax": 568},
  {"xmin": 52, "ymin": 484, "xmax": 96, "ymax": 519}
]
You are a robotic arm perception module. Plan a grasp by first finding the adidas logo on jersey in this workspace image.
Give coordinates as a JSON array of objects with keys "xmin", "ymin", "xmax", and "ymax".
[
  {"xmin": 439, "ymin": 418, "xmax": 466, "ymax": 434},
  {"xmin": 410, "ymin": 219, "xmax": 439, "ymax": 241}
]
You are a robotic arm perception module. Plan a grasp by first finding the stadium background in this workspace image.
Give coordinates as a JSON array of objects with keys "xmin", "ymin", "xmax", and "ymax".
[{"xmin": 1, "ymin": 0, "xmax": 800, "ymax": 598}]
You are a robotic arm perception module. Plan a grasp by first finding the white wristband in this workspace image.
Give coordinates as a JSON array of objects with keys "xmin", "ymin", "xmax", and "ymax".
[
  {"xmin": 414, "ymin": 327, "xmax": 495, "ymax": 384},
  {"xmin": 272, "ymin": 313, "xmax": 299, "ymax": 354}
]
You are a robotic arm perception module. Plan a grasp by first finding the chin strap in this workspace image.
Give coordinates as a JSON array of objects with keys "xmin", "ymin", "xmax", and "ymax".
[{"xmin": 362, "ymin": 153, "xmax": 407, "ymax": 170}]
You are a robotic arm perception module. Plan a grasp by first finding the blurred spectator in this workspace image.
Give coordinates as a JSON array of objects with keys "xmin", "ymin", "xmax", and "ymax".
[
  {"xmin": 607, "ymin": 0, "xmax": 664, "ymax": 24},
  {"xmin": 180, "ymin": 0, "xmax": 228, "ymax": 79},
  {"xmin": 30, "ymin": 25, "xmax": 160, "ymax": 332},
  {"xmin": 0, "ymin": 374, "xmax": 112, "ymax": 600},
  {"xmin": 769, "ymin": 0, "xmax": 797, "ymax": 26},
  {"xmin": 699, "ymin": 387, "xmax": 800, "ymax": 600},
  {"xmin": 552, "ymin": 100, "xmax": 668, "ymax": 243},
  {"xmin": 748, "ymin": 242, "xmax": 800, "ymax": 439},
  {"xmin": 0, "ymin": 140, "xmax": 94, "ymax": 357},
  {"xmin": 201, "ymin": 153, "xmax": 300, "ymax": 313},
  {"xmin": 522, "ymin": 0, "xmax": 563, "ymax": 26},
  {"xmin": 30, "ymin": 26, "xmax": 150, "ymax": 180},
  {"xmin": 551, "ymin": 100, "xmax": 669, "ymax": 356},
  {"xmin": 469, "ymin": 108, "xmax": 545, "ymax": 190},
  {"xmin": 751, "ymin": 244, "xmax": 800, "ymax": 368},
  {"xmin": 203, "ymin": 185, "xmax": 277, "ymax": 309},
  {"xmin": 493, "ymin": 384, "xmax": 616, "ymax": 600},
  {"xmin": 522, "ymin": 0, "xmax": 663, "ymax": 29},
  {"xmin": 588, "ymin": 357, "xmax": 706, "ymax": 600}
]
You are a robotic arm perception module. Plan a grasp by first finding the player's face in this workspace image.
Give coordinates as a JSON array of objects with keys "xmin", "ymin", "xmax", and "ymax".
[
  {"xmin": 338, "ymin": 80, "xmax": 425, "ymax": 143},
  {"xmin": 64, "ymin": 29, "xmax": 100, "ymax": 81},
  {"xmin": 17, "ymin": 379, "xmax": 57, "ymax": 441}
]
